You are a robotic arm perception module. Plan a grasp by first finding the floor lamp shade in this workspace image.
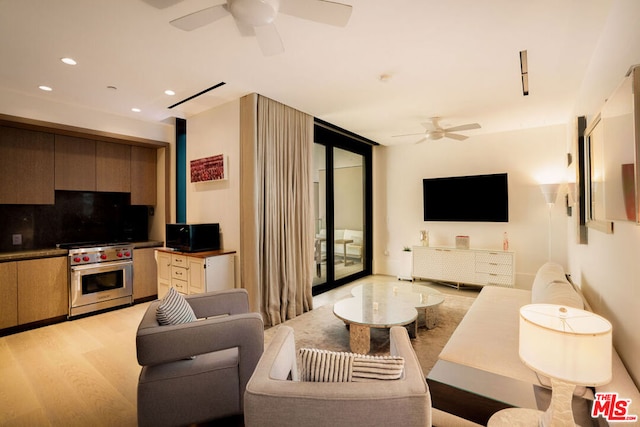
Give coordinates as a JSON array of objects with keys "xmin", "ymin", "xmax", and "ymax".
[
  {"xmin": 519, "ymin": 304, "xmax": 612, "ymax": 386},
  {"xmin": 540, "ymin": 183, "xmax": 560, "ymax": 205}
]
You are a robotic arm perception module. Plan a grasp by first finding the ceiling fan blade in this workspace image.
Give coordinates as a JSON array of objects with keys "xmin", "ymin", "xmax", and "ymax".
[
  {"xmin": 392, "ymin": 132, "xmax": 424, "ymax": 138},
  {"xmin": 141, "ymin": 0, "xmax": 184, "ymax": 9},
  {"xmin": 254, "ymin": 23, "xmax": 284, "ymax": 56},
  {"xmin": 233, "ymin": 18, "xmax": 256, "ymax": 37},
  {"xmin": 170, "ymin": 5, "xmax": 229, "ymax": 31},
  {"xmin": 279, "ymin": 0, "xmax": 352, "ymax": 27},
  {"xmin": 414, "ymin": 137, "xmax": 428, "ymax": 144},
  {"xmin": 444, "ymin": 123, "xmax": 481, "ymax": 132},
  {"xmin": 444, "ymin": 132, "xmax": 469, "ymax": 141}
]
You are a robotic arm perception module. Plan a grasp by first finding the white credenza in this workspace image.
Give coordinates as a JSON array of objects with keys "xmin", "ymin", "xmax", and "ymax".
[
  {"xmin": 155, "ymin": 248, "xmax": 236, "ymax": 299},
  {"xmin": 412, "ymin": 246, "xmax": 515, "ymax": 288}
]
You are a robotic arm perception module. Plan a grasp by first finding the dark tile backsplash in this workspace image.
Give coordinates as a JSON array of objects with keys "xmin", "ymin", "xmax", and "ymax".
[{"xmin": 0, "ymin": 191, "xmax": 149, "ymax": 252}]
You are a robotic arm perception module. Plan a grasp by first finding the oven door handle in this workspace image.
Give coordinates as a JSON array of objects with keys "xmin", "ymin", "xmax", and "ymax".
[{"xmin": 70, "ymin": 260, "xmax": 133, "ymax": 272}]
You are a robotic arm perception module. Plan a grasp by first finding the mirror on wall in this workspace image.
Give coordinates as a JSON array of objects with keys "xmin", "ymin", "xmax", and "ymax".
[{"xmin": 584, "ymin": 66, "xmax": 640, "ymax": 232}]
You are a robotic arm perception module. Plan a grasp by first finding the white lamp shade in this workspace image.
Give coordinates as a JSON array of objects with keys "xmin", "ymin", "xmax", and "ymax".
[
  {"xmin": 519, "ymin": 304, "xmax": 612, "ymax": 386},
  {"xmin": 540, "ymin": 183, "xmax": 560, "ymax": 205}
]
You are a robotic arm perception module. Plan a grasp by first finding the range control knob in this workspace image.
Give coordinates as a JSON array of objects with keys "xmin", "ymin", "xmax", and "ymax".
[
  {"xmin": 82, "ymin": 256, "xmax": 90, "ymax": 262},
  {"xmin": 124, "ymin": 251, "xmax": 131, "ymax": 257},
  {"xmin": 73, "ymin": 257, "xmax": 81, "ymax": 263},
  {"xmin": 117, "ymin": 252, "xmax": 123, "ymax": 258},
  {"xmin": 100, "ymin": 254, "xmax": 107, "ymax": 260}
]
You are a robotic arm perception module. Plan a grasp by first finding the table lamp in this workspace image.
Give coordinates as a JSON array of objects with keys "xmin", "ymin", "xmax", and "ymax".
[{"xmin": 519, "ymin": 304, "xmax": 612, "ymax": 426}]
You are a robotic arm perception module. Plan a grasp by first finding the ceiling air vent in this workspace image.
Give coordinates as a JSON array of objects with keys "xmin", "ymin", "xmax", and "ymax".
[{"xmin": 168, "ymin": 82, "xmax": 226, "ymax": 109}]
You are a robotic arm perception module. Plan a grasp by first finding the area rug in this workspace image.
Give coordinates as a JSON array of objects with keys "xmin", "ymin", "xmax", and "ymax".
[{"xmin": 263, "ymin": 291, "xmax": 476, "ymax": 376}]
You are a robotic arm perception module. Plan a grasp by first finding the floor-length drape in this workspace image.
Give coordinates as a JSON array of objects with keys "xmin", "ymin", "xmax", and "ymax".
[{"xmin": 241, "ymin": 94, "xmax": 314, "ymax": 326}]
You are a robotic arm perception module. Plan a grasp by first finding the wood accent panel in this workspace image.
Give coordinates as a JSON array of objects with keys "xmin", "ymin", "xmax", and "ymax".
[
  {"xmin": 0, "ymin": 262, "xmax": 18, "ymax": 328},
  {"xmin": 0, "ymin": 113, "xmax": 168, "ymax": 148},
  {"xmin": 17, "ymin": 257, "xmax": 68, "ymax": 325},
  {"xmin": 130, "ymin": 145, "xmax": 157, "ymax": 205},
  {"xmin": 133, "ymin": 248, "xmax": 157, "ymax": 301},
  {"xmin": 96, "ymin": 141, "xmax": 131, "ymax": 193},
  {"xmin": 0, "ymin": 126, "xmax": 55, "ymax": 204},
  {"xmin": 54, "ymin": 134, "xmax": 96, "ymax": 191}
]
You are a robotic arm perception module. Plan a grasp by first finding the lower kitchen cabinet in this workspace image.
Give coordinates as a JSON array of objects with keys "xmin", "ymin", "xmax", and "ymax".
[
  {"xmin": 155, "ymin": 249, "xmax": 236, "ymax": 299},
  {"xmin": 0, "ymin": 262, "xmax": 18, "ymax": 329},
  {"xmin": 133, "ymin": 247, "xmax": 158, "ymax": 301},
  {"xmin": 17, "ymin": 257, "xmax": 68, "ymax": 325}
]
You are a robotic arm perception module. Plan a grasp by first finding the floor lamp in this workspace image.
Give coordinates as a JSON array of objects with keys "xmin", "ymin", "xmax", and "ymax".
[
  {"xmin": 540, "ymin": 183, "xmax": 560, "ymax": 261},
  {"xmin": 488, "ymin": 304, "xmax": 612, "ymax": 426}
]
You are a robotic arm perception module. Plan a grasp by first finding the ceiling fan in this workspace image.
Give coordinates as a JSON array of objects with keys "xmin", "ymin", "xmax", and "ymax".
[
  {"xmin": 393, "ymin": 117, "xmax": 481, "ymax": 143},
  {"xmin": 158, "ymin": 0, "xmax": 353, "ymax": 56}
]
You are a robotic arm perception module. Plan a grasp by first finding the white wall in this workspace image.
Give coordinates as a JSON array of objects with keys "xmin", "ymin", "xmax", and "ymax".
[
  {"xmin": 373, "ymin": 124, "xmax": 569, "ymax": 289},
  {"xmin": 567, "ymin": 0, "xmax": 640, "ymax": 387},
  {"xmin": 185, "ymin": 100, "xmax": 241, "ymax": 280}
]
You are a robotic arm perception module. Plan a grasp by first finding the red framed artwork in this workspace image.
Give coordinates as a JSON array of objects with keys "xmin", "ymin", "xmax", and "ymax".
[{"xmin": 190, "ymin": 154, "xmax": 226, "ymax": 182}]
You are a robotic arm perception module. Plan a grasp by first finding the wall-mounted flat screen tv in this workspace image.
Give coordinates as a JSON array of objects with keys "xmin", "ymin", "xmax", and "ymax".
[{"xmin": 423, "ymin": 173, "xmax": 509, "ymax": 222}]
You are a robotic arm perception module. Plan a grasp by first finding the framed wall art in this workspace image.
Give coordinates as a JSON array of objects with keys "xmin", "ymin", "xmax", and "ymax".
[{"xmin": 190, "ymin": 154, "xmax": 227, "ymax": 182}]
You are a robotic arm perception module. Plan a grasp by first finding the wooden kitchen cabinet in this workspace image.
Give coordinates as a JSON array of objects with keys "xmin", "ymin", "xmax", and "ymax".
[
  {"xmin": 155, "ymin": 249, "xmax": 236, "ymax": 299},
  {"xmin": 17, "ymin": 257, "xmax": 68, "ymax": 324},
  {"xmin": 54, "ymin": 134, "xmax": 96, "ymax": 191},
  {"xmin": 133, "ymin": 247, "xmax": 158, "ymax": 301},
  {"xmin": 96, "ymin": 141, "xmax": 131, "ymax": 193},
  {"xmin": 131, "ymin": 145, "xmax": 157, "ymax": 205},
  {"xmin": 0, "ymin": 126, "xmax": 55, "ymax": 204},
  {"xmin": 0, "ymin": 262, "xmax": 18, "ymax": 329}
]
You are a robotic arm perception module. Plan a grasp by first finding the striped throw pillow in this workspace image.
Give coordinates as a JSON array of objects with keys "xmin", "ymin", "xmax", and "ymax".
[
  {"xmin": 156, "ymin": 287, "xmax": 197, "ymax": 325},
  {"xmin": 298, "ymin": 348, "xmax": 404, "ymax": 382}
]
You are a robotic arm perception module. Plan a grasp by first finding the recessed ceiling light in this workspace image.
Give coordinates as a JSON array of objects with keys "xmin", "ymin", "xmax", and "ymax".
[
  {"xmin": 61, "ymin": 57, "xmax": 77, "ymax": 65},
  {"xmin": 39, "ymin": 85, "xmax": 53, "ymax": 91},
  {"xmin": 131, "ymin": 107, "xmax": 141, "ymax": 113},
  {"xmin": 164, "ymin": 89, "xmax": 176, "ymax": 96}
]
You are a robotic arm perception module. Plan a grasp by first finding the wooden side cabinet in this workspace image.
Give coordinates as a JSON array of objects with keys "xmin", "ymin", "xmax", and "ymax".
[
  {"xmin": 133, "ymin": 248, "xmax": 158, "ymax": 301},
  {"xmin": 0, "ymin": 126, "xmax": 55, "ymax": 204},
  {"xmin": 155, "ymin": 249, "xmax": 236, "ymax": 299},
  {"xmin": 0, "ymin": 262, "xmax": 18, "ymax": 329},
  {"xmin": 17, "ymin": 257, "xmax": 68, "ymax": 325}
]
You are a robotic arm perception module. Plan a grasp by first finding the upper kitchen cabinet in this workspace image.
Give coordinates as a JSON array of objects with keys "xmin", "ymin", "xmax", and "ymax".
[
  {"xmin": 55, "ymin": 135, "xmax": 97, "ymax": 191},
  {"xmin": 96, "ymin": 141, "xmax": 131, "ymax": 193},
  {"xmin": 131, "ymin": 145, "xmax": 157, "ymax": 205},
  {"xmin": 0, "ymin": 126, "xmax": 55, "ymax": 204}
]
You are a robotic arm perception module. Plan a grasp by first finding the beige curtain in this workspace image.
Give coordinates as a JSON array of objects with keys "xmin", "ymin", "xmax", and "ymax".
[{"xmin": 240, "ymin": 94, "xmax": 314, "ymax": 326}]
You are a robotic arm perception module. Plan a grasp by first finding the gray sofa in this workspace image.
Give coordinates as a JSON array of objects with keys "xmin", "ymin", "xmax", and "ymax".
[
  {"xmin": 136, "ymin": 289, "xmax": 264, "ymax": 427},
  {"xmin": 438, "ymin": 262, "xmax": 640, "ymax": 425},
  {"xmin": 244, "ymin": 325, "xmax": 432, "ymax": 427}
]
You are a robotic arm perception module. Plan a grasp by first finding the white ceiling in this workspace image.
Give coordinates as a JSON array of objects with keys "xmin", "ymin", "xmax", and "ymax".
[{"xmin": 0, "ymin": 0, "xmax": 616, "ymax": 145}]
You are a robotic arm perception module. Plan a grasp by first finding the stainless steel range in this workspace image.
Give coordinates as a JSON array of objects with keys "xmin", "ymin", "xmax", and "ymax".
[{"xmin": 65, "ymin": 243, "xmax": 133, "ymax": 317}]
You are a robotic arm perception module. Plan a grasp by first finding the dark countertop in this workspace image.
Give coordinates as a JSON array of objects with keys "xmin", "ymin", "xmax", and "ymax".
[
  {"xmin": 0, "ymin": 240, "xmax": 164, "ymax": 263},
  {"xmin": 155, "ymin": 247, "xmax": 236, "ymax": 258}
]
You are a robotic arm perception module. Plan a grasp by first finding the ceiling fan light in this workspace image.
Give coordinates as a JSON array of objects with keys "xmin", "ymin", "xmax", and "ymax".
[{"xmin": 228, "ymin": 0, "xmax": 279, "ymax": 26}]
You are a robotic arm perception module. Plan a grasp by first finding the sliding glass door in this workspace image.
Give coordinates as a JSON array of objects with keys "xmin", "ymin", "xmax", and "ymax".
[{"xmin": 312, "ymin": 121, "xmax": 373, "ymax": 295}]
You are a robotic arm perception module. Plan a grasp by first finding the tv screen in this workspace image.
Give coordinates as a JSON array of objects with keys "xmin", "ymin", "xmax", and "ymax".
[{"xmin": 423, "ymin": 173, "xmax": 509, "ymax": 222}]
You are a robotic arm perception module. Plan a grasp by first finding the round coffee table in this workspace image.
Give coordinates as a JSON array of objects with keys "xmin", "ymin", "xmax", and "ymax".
[
  {"xmin": 351, "ymin": 282, "xmax": 445, "ymax": 329},
  {"xmin": 333, "ymin": 294, "xmax": 417, "ymax": 354}
]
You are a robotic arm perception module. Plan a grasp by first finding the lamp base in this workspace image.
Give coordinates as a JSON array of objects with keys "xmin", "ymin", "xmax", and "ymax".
[
  {"xmin": 488, "ymin": 408, "xmax": 544, "ymax": 427},
  {"xmin": 540, "ymin": 378, "xmax": 579, "ymax": 427}
]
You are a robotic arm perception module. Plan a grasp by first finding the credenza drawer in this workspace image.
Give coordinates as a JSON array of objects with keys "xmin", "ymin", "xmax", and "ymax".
[
  {"xmin": 475, "ymin": 251, "xmax": 512, "ymax": 265},
  {"xmin": 171, "ymin": 266, "xmax": 188, "ymax": 280},
  {"xmin": 475, "ymin": 262, "xmax": 512, "ymax": 275},
  {"xmin": 475, "ymin": 272, "xmax": 513, "ymax": 287}
]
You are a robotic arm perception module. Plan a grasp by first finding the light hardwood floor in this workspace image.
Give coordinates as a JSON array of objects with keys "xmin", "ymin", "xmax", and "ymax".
[{"xmin": 0, "ymin": 275, "xmax": 478, "ymax": 426}]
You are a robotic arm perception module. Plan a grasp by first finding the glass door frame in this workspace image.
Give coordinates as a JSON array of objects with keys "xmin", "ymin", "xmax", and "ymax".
[{"xmin": 312, "ymin": 119, "xmax": 375, "ymax": 296}]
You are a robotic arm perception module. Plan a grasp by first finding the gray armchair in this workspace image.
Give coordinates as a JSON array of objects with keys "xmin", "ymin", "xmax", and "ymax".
[
  {"xmin": 136, "ymin": 289, "xmax": 264, "ymax": 427},
  {"xmin": 244, "ymin": 325, "xmax": 431, "ymax": 427}
]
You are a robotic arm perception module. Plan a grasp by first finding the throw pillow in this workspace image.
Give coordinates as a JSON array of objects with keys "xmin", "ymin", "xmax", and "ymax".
[
  {"xmin": 156, "ymin": 287, "xmax": 197, "ymax": 326},
  {"xmin": 298, "ymin": 348, "xmax": 404, "ymax": 382}
]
